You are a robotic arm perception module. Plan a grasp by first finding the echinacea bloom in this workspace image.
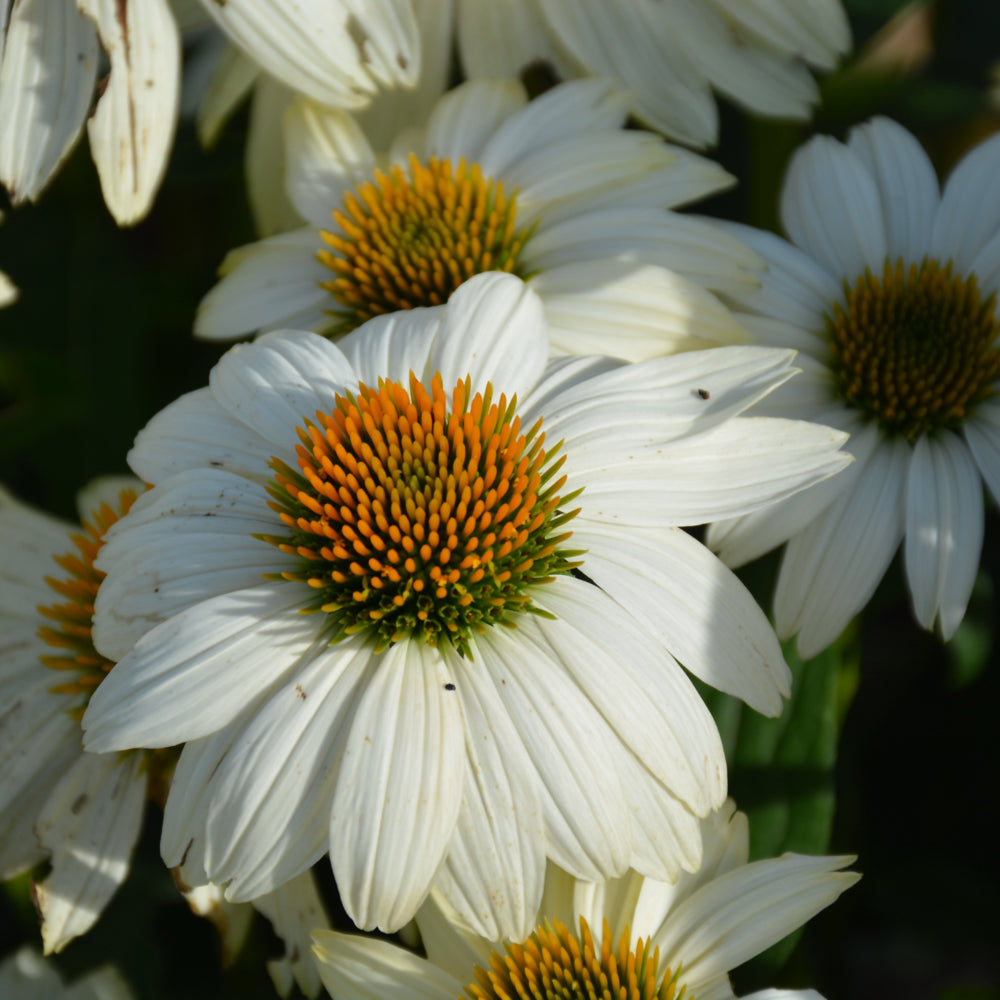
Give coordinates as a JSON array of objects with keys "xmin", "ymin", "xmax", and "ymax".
[
  {"xmin": 195, "ymin": 77, "xmax": 761, "ymax": 360},
  {"xmin": 312, "ymin": 799, "xmax": 857, "ymax": 1000},
  {"xmin": 0, "ymin": 0, "xmax": 180, "ymax": 225},
  {"xmin": 0, "ymin": 480, "xmax": 329, "ymax": 986},
  {"xmin": 708, "ymin": 117, "xmax": 1000, "ymax": 656},
  {"xmin": 457, "ymin": 0, "xmax": 853, "ymax": 148},
  {"xmin": 84, "ymin": 274, "xmax": 849, "ymax": 938},
  {"xmin": 0, "ymin": 946, "xmax": 132, "ymax": 1000}
]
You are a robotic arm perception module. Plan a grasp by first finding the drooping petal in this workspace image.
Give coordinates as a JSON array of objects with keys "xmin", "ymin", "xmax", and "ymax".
[
  {"xmin": 77, "ymin": 0, "xmax": 181, "ymax": 226},
  {"xmin": 904, "ymin": 433, "xmax": 983, "ymax": 639},
  {"xmin": 84, "ymin": 582, "xmax": 322, "ymax": 750},
  {"xmin": 331, "ymin": 641, "xmax": 466, "ymax": 932},
  {"xmin": 964, "ymin": 401, "xmax": 1000, "ymax": 507},
  {"xmin": 572, "ymin": 522, "xmax": 790, "ymax": 716},
  {"xmin": 431, "ymin": 652, "xmax": 545, "ymax": 942},
  {"xmin": 196, "ymin": 0, "xmax": 419, "ymax": 111},
  {"xmin": 775, "ymin": 434, "xmax": 910, "ymax": 658},
  {"xmin": 0, "ymin": 0, "xmax": 97, "ymax": 205},
  {"xmin": 34, "ymin": 751, "xmax": 146, "ymax": 954}
]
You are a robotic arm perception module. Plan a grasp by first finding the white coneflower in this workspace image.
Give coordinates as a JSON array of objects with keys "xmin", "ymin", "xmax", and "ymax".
[
  {"xmin": 312, "ymin": 798, "xmax": 857, "ymax": 1000},
  {"xmin": 195, "ymin": 77, "xmax": 761, "ymax": 361},
  {"xmin": 709, "ymin": 117, "xmax": 1000, "ymax": 656},
  {"xmin": 84, "ymin": 273, "xmax": 849, "ymax": 938}
]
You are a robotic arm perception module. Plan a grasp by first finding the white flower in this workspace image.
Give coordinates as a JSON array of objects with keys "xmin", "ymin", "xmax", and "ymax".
[
  {"xmin": 0, "ymin": 946, "xmax": 132, "ymax": 1000},
  {"xmin": 0, "ymin": 0, "xmax": 180, "ymax": 226},
  {"xmin": 312, "ymin": 799, "xmax": 857, "ymax": 1000},
  {"xmin": 195, "ymin": 76, "xmax": 762, "ymax": 361},
  {"xmin": 456, "ymin": 0, "xmax": 853, "ymax": 148},
  {"xmin": 83, "ymin": 273, "xmax": 850, "ymax": 938},
  {"xmin": 0, "ymin": 478, "xmax": 155, "ymax": 953},
  {"xmin": 708, "ymin": 117, "xmax": 1000, "ymax": 657}
]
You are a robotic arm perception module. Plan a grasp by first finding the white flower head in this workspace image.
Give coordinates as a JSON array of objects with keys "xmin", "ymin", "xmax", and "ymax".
[
  {"xmin": 83, "ymin": 274, "xmax": 850, "ymax": 939},
  {"xmin": 196, "ymin": 77, "xmax": 762, "ymax": 361},
  {"xmin": 708, "ymin": 117, "xmax": 1000, "ymax": 657},
  {"xmin": 0, "ymin": 0, "xmax": 181, "ymax": 225},
  {"xmin": 312, "ymin": 799, "xmax": 857, "ymax": 1000}
]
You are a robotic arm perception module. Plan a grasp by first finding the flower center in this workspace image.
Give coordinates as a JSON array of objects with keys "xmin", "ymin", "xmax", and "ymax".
[
  {"xmin": 317, "ymin": 155, "xmax": 533, "ymax": 335},
  {"xmin": 827, "ymin": 257, "xmax": 1000, "ymax": 440},
  {"xmin": 262, "ymin": 373, "xmax": 581, "ymax": 655},
  {"xmin": 465, "ymin": 918, "xmax": 686, "ymax": 1000},
  {"xmin": 38, "ymin": 489, "xmax": 138, "ymax": 718}
]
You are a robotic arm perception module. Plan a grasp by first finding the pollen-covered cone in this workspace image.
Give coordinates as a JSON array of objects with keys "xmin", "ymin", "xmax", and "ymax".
[
  {"xmin": 195, "ymin": 76, "xmax": 762, "ymax": 360},
  {"xmin": 454, "ymin": 0, "xmax": 851, "ymax": 147},
  {"xmin": 707, "ymin": 117, "xmax": 1000, "ymax": 657},
  {"xmin": 312, "ymin": 799, "xmax": 857, "ymax": 1000},
  {"xmin": 84, "ymin": 273, "xmax": 850, "ymax": 939}
]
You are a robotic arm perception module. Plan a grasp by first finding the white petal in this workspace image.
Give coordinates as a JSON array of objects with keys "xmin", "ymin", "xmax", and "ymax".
[
  {"xmin": 846, "ymin": 117, "xmax": 939, "ymax": 262},
  {"xmin": 0, "ymin": 0, "xmax": 97, "ymax": 205},
  {"xmin": 312, "ymin": 929, "xmax": 460, "ymax": 1000},
  {"xmin": 904, "ymin": 433, "xmax": 984, "ymax": 639},
  {"xmin": 573, "ymin": 522, "xmax": 790, "ymax": 716},
  {"xmin": 200, "ymin": 638, "xmax": 373, "ymax": 900},
  {"xmin": 535, "ymin": 0, "xmax": 717, "ymax": 146},
  {"xmin": 92, "ymin": 470, "xmax": 287, "ymax": 659},
  {"xmin": 424, "ymin": 78, "xmax": 527, "ymax": 164},
  {"xmin": 196, "ymin": 42, "xmax": 257, "ymax": 149},
  {"xmin": 284, "ymin": 98, "xmax": 377, "ymax": 229},
  {"xmin": 331, "ymin": 641, "xmax": 466, "ymax": 932},
  {"xmin": 533, "ymin": 261, "xmax": 751, "ymax": 361},
  {"xmin": 776, "ymin": 433, "xmax": 910, "ymax": 658},
  {"xmin": 653, "ymin": 854, "xmax": 858, "ymax": 991},
  {"xmin": 34, "ymin": 751, "xmax": 146, "ymax": 953},
  {"xmin": 477, "ymin": 77, "xmax": 632, "ymax": 177},
  {"xmin": 780, "ymin": 134, "xmax": 887, "ymax": 279},
  {"xmin": 471, "ymin": 616, "xmax": 633, "ymax": 880},
  {"xmin": 576, "ymin": 415, "xmax": 851, "ymax": 527},
  {"xmin": 535, "ymin": 577, "xmax": 726, "ymax": 816},
  {"xmin": 457, "ymin": 0, "xmax": 565, "ymax": 81},
  {"xmin": 209, "ymin": 330, "xmax": 358, "ymax": 448},
  {"xmin": 0, "ymin": 498, "xmax": 75, "ymax": 616},
  {"xmin": 429, "ymin": 273, "xmax": 548, "ymax": 400},
  {"xmin": 252, "ymin": 871, "xmax": 329, "ymax": 1000},
  {"xmin": 194, "ymin": 228, "xmax": 331, "ymax": 341},
  {"xmin": 718, "ymin": 222, "xmax": 842, "ymax": 329},
  {"xmin": 127, "ymin": 386, "xmax": 275, "ymax": 485},
  {"xmin": 337, "ymin": 307, "xmax": 443, "ymax": 387},
  {"xmin": 526, "ymin": 345, "xmax": 800, "ymax": 462},
  {"xmin": 198, "ymin": 0, "xmax": 419, "ymax": 110},
  {"xmin": 964, "ymin": 400, "xmax": 1000, "ymax": 506},
  {"xmin": 84, "ymin": 582, "xmax": 322, "ymax": 750},
  {"xmin": 523, "ymin": 210, "xmax": 764, "ymax": 296},
  {"xmin": 431, "ymin": 654, "xmax": 545, "ymax": 942},
  {"xmin": 77, "ymin": 0, "xmax": 180, "ymax": 226},
  {"xmin": 933, "ymin": 130, "xmax": 1000, "ymax": 267}
]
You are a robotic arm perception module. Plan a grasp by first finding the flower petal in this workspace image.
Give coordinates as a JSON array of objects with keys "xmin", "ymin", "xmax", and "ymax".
[
  {"xmin": 904, "ymin": 433, "xmax": 983, "ymax": 639},
  {"xmin": 431, "ymin": 653, "xmax": 545, "ymax": 942},
  {"xmin": 84, "ymin": 582, "xmax": 322, "ymax": 750},
  {"xmin": 424, "ymin": 78, "xmax": 527, "ymax": 164},
  {"xmin": 933, "ymin": 130, "xmax": 1000, "ymax": 267},
  {"xmin": 34, "ymin": 751, "xmax": 146, "ymax": 953},
  {"xmin": 573, "ymin": 522, "xmax": 790, "ymax": 715},
  {"xmin": 331, "ymin": 641, "xmax": 466, "ymax": 932},
  {"xmin": 337, "ymin": 306, "xmax": 443, "ymax": 387},
  {"xmin": 0, "ymin": 0, "xmax": 97, "ymax": 205}
]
